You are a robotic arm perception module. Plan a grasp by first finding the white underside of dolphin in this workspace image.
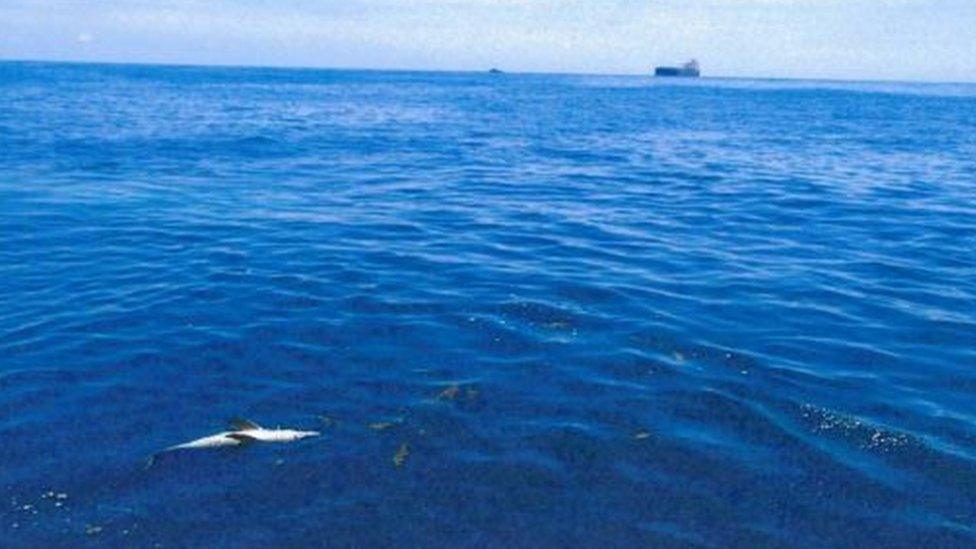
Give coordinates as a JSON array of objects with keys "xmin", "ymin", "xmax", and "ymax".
[{"xmin": 148, "ymin": 418, "xmax": 319, "ymax": 467}]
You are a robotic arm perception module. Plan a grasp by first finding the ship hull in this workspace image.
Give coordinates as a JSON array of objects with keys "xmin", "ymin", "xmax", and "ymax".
[{"xmin": 654, "ymin": 67, "xmax": 700, "ymax": 78}]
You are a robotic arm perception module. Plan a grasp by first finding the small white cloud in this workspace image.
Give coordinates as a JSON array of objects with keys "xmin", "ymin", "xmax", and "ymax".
[{"xmin": 77, "ymin": 32, "xmax": 93, "ymax": 43}]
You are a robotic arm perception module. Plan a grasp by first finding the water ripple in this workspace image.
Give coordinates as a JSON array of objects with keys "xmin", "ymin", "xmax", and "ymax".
[{"xmin": 1, "ymin": 62, "xmax": 975, "ymax": 547}]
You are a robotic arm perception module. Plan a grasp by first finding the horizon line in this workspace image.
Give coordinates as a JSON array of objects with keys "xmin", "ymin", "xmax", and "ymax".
[{"xmin": 2, "ymin": 56, "xmax": 974, "ymax": 87}]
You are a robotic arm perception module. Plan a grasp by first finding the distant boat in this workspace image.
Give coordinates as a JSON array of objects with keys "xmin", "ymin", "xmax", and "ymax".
[
  {"xmin": 488, "ymin": 68, "xmax": 504, "ymax": 74},
  {"xmin": 654, "ymin": 60, "xmax": 700, "ymax": 78}
]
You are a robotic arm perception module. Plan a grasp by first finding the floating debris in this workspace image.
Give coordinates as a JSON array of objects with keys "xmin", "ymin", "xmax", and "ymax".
[
  {"xmin": 41, "ymin": 491, "xmax": 68, "ymax": 503},
  {"xmin": 393, "ymin": 443, "xmax": 410, "ymax": 468},
  {"xmin": 634, "ymin": 431, "xmax": 651, "ymax": 440},
  {"xmin": 437, "ymin": 384, "xmax": 460, "ymax": 401},
  {"xmin": 801, "ymin": 403, "xmax": 910, "ymax": 452},
  {"xmin": 866, "ymin": 430, "xmax": 908, "ymax": 449},
  {"xmin": 85, "ymin": 524, "xmax": 103, "ymax": 536},
  {"xmin": 369, "ymin": 422, "xmax": 397, "ymax": 431},
  {"xmin": 672, "ymin": 351, "xmax": 685, "ymax": 364}
]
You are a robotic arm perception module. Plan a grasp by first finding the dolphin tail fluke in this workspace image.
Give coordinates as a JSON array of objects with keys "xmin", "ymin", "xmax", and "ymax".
[{"xmin": 145, "ymin": 447, "xmax": 179, "ymax": 470}]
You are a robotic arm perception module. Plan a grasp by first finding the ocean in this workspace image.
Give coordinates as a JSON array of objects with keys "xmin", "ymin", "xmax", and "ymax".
[{"xmin": 1, "ymin": 61, "xmax": 974, "ymax": 547}]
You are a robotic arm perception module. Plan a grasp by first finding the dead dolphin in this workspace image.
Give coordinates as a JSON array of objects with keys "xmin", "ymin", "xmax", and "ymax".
[{"xmin": 147, "ymin": 418, "xmax": 319, "ymax": 467}]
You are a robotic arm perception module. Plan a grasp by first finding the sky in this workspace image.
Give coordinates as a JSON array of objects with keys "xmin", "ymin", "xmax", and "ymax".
[{"xmin": 1, "ymin": 0, "xmax": 974, "ymax": 82}]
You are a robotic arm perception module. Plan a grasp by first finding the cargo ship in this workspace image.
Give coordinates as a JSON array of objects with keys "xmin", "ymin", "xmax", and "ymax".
[{"xmin": 654, "ymin": 60, "xmax": 700, "ymax": 78}]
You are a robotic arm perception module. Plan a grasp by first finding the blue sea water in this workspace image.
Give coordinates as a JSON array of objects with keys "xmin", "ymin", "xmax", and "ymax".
[{"xmin": 1, "ymin": 61, "xmax": 975, "ymax": 548}]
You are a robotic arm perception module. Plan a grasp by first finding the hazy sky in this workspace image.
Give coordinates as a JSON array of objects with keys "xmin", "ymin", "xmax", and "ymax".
[{"xmin": 2, "ymin": 0, "xmax": 974, "ymax": 81}]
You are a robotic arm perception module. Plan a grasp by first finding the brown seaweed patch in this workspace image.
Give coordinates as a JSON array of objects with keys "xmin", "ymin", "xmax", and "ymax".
[
  {"xmin": 393, "ymin": 442, "xmax": 410, "ymax": 467},
  {"xmin": 436, "ymin": 383, "xmax": 481, "ymax": 404},
  {"xmin": 437, "ymin": 384, "xmax": 461, "ymax": 401}
]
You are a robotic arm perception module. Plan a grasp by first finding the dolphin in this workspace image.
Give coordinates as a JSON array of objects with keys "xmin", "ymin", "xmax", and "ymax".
[{"xmin": 147, "ymin": 418, "xmax": 319, "ymax": 468}]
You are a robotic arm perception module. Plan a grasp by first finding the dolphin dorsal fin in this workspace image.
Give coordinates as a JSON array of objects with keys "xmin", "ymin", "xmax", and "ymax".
[{"xmin": 229, "ymin": 418, "xmax": 261, "ymax": 431}]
